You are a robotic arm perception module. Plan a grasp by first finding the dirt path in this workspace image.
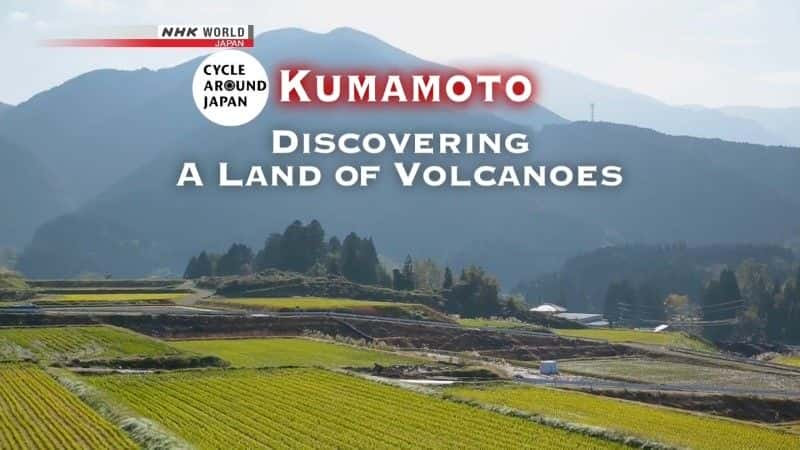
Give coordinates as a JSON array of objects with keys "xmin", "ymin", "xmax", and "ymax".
[{"xmin": 175, "ymin": 281, "xmax": 215, "ymax": 306}]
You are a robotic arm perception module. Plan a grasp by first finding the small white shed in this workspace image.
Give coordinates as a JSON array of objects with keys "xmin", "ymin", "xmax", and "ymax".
[{"xmin": 539, "ymin": 360, "xmax": 558, "ymax": 375}]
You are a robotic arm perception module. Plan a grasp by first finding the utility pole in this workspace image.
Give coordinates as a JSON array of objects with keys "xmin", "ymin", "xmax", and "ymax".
[{"xmin": 590, "ymin": 102, "xmax": 595, "ymax": 122}]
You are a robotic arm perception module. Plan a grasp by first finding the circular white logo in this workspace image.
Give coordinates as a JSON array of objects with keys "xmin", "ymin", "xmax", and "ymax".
[{"xmin": 192, "ymin": 50, "xmax": 269, "ymax": 127}]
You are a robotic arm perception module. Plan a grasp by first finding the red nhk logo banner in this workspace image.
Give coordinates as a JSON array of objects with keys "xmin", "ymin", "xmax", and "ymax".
[{"xmin": 43, "ymin": 25, "xmax": 254, "ymax": 48}]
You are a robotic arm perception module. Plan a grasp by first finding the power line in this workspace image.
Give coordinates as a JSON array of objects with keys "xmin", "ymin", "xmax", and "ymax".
[
  {"xmin": 697, "ymin": 299, "xmax": 745, "ymax": 310},
  {"xmin": 700, "ymin": 304, "xmax": 745, "ymax": 315},
  {"xmin": 639, "ymin": 318, "xmax": 739, "ymax": 326}
]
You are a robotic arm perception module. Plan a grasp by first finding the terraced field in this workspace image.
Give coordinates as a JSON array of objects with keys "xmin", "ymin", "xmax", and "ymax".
[
  {"xmin": 34, "ymin": 293, "xmax": 184, "ymax": 306},
  {"xmin": 445, "ymin": 384, "xmax": 799, "ymax": 449},
  {"xmin": 458, "ymin": 318, "xmax": 548, "ymax": 332},
  {"xmin": 0, "ymin": 325, "xmax": 183, "ymax": 362},
  {"xmin": 170, "ymin": 337, "xmax": 422, "ymax": 368},
  {"xmin": 774, "ymin": 355, "xmax": 800, "ymax": 367},
  {"xmin": 0, "ymin": 271, "xmax": 28, "ymax": 289},
  {"xmin": 0, "ymin": 363, "xmax": 136, "ymax": 449},
  {"xmin": 201, "ymin": 297, "xmax": 448, "ymax": 320},
  {"xmin": 85, "ymin": 368, "xmax": 624, "ymax": 449},
  {"xmin": 561, "ymin": 357, "xmax": 800, "ymax": 392},
  {"xmin": 554, "ymin": 328, "xmax": 714, "ymax": 352},
  {"xmin": 27, "ymin": 280, "xmax": 182, "ymax": 289}
]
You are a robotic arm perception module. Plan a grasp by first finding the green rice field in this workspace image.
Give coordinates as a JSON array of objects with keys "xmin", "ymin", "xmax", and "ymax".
[
  {"xmin": 201, "ymin": 297, "xmax": 447, "ymax": 320},
  {"xmin": 0, "ymin": 325, "xmax": 183, "ymax": 362},
  {"xmin": 0, "ymin": 363, "xmax": 136, "ymax": 449},
  {"xmin": 84, "ymin": 367, "xmax": 624, "ymax": 449},
  {"xmin": 34, "ymin": 293, "xmax": 184, "ymax": 306},
  {"xmin": 170, "ymin": 337, "xmax": 422, "ymax": 368},
  {"xmin": 445, "ymin": 384, "xmax": 798, "ymax": 450}
]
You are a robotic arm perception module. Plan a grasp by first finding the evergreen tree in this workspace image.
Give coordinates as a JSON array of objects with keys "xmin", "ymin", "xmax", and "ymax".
[
  {"xmin": 391, "ymin": 256, "xmax": 417, "ymax": 291},
  {"xmin": 327, "ymin": 236, "xmax": 342, "ymax": 254},
  {"xmin": 719, "ymin": 268, "xmax": 742, "ymax": 303},
  {"xmin": 636, "ymin": 280, "xmax": 666, "ymax": 323},
  {"xmin": 183, "ymin": 256, "xmax": 198, "ymax": 279},
  {"xmin": 216, "ymin": 244, "xmax": 253, "ymax": 276},
  {"xmin": 735, "ymin": 260, "xmax": 773, "ymax": 319},
  {"xmin": 341, "ymin": 232, "xmax": 361, "ymax": 282},
  {"xmin": 305, "ymin": 219, "xmax": 326, "ymax": 266},
  {"xmin": 702, "ymin": 268, "xmax": 741, "ymax": 340},
  {"xmin": 324, "ymin": 235, "xmax": 342, "ymax": 276},
  {"xmin": 259, "ymin": 220, "xmax": 327, "ymax": 273},
  {"xmin": 392, "ymin": 268, "xmax": 404, "ymax": 290},
  {"xmin": 444, "ymin": 266, "xmax": 501, "ymax": 317},
  {"xmin": 196, "ymin": 251, "xmax": 213, "ymax": 277},
  {"xmin": 443, "ymin": 267, "xmax": 454, "ymax": 290},
  {"xmin": 703, "ymin": 268, "xmax": 742, "ymax": 322},
  {"xmin": 376, "ymin": 264, "xmax": 392, "ymax": 288},
  {"xmin": 605, "ymin": 280, "xmax": 636, "ymax": 326},
  {"xmin": 254, "ymin": 233, "xmax": 282, "ymax": 271},
  {"xmin": 782, "ymin": 269, "xmax": 800, "ymax": 343},
  {"xmin": 401, "ymin": 255, "xmax": 415, "ymax": 290},
  {"xmin": 280, "ymin": 220, "xmax": 310, "ymax": 272},
  {"xmin": 358, "ymin": 238, "xmax": 380, "ymax": 285},
  {"xmin": 184, "ymin": 251, "xmax": 213, "ymax": 278}
]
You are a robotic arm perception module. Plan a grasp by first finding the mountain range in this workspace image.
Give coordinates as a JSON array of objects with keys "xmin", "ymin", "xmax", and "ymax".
[
  {"xmin": 718, "ymin": 106, "xmax": 800, "ymax": 147},
  {"xmin": 1, "ymin": 27, "xmax": 798, "ymax": 287},
  {"xmin": 0, "ymin": 137, "xmax": 66, "ymax": 249},
  {"xmin": 515, "ymin": 59, "xmax": 794, "ymax": 146}
]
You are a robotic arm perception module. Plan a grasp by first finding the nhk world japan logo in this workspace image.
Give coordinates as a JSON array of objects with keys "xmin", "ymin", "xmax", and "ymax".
[{"xmin": 43, "ymin": 25, "xmax": 255, "ymax": 48}]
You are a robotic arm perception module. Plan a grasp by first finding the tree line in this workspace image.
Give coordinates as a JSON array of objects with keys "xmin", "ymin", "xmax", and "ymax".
[
  {"xmin": 184, "ymin": 220, "xmax": 383, "ymax": 281},
  {"xmin": 517, "ymin": 243, "xmax": 793, "ymax": 313},
  {"xmin": 603, "ymin": 263, "xmax": 800, "ymax": 344},
  {"xmin": 183, "ymin": 219, "xmax": 513, "ymax": 318}
]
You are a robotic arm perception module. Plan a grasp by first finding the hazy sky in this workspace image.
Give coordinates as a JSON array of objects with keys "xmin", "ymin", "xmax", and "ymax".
[{"xmin": 2, "ymin": 0, "xmax": 799, "ymax": 108}]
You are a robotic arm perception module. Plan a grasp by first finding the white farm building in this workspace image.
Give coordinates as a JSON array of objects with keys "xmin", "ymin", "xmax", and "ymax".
[{"xmin": 529, "ymin": 303, "xmax": 567, "ymax": 314}]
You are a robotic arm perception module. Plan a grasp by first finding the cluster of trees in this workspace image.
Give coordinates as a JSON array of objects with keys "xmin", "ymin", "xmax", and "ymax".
[
  {"xmin": 184, "ymin": 219, "xmax": 514, "ymax": 318},
  {"xmin": 184, "ymin": 220, "xmax": 384, "ymax": 282},
  {"xmin": 711, "ymin": 263, "xmax": 800, "ymax": 344},
  {"xmin": 443, "ymin": 266, "xmax": 503, "ymax": 317},
  {"xmin": 389, "ymin": 261, "xmax": 505, "ymax": 318},
  {"xmin": 602, "ymin": 262, "xmax": 800, "ymax": 344},
  {"xmin": 184, "ymin": 244, "xmax": 255, "ymax": 279},
  {"xmin": 519, "ymin": 243, "xmax": 793, "ymax": 312},
  {"xmin": 185, "ymin": 219, "xmax": 459, "ymax": 291},
  {"xmin": 602, "ymin": 280, "xmax": 662, "ymax": 327},
  {"xmin": 390, "ymin": 256, "xmax": 452, "ymax": 292},
  {"xmin": 391, "ymin": 261, "xmax": 506, "ymax": 318}
]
